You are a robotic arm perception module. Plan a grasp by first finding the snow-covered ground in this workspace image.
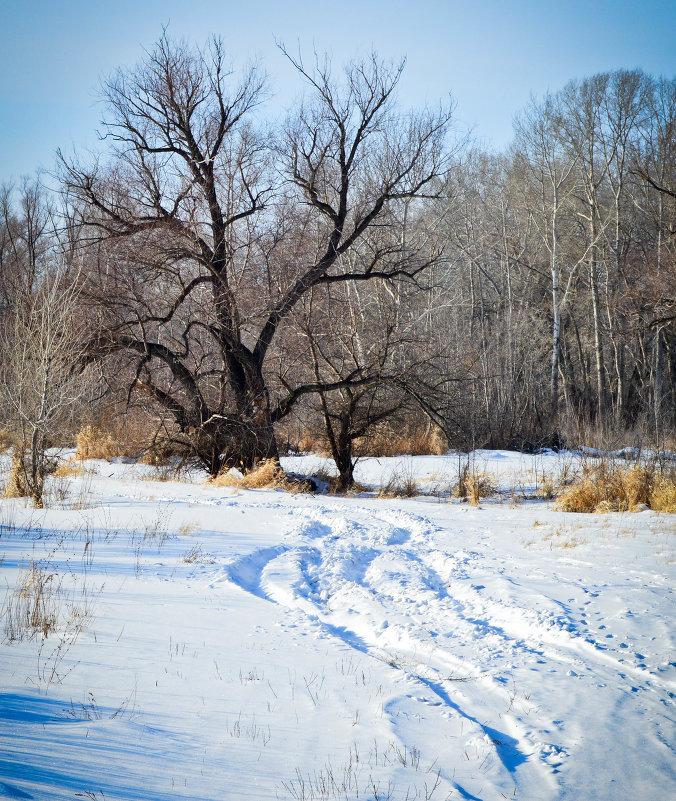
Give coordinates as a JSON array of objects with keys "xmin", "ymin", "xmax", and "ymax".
[{"xmin": 0, "ymin": 451, "xmax": 674, "ymax": 800}]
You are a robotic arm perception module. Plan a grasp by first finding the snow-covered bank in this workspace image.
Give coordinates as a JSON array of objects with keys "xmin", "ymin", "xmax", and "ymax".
[
  {"xmin": 1, "ymin": 453, "xmax": 674, "ymax": 799},
  {"xmin": 283, "ymin": 449, "xmax": 577, "ymax": 496}
]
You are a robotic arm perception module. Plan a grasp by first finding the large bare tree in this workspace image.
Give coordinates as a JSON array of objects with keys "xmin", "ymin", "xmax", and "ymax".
[{"xmin": 60, "ymin": 36, "xmax": 453, "ymax": 474}]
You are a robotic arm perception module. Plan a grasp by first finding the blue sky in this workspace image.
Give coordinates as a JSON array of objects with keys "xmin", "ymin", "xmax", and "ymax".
[{"xmin": 1, "ymin": 0, "xmax": 675, "ymax": 183}]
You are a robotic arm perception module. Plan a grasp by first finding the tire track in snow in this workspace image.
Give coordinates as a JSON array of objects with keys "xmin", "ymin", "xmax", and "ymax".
[
  {"xmin": 217, "ymin": 503, "xmax": 560, "ymax": 798},
  {"xmin": 218, "ymin": 544, "xmax": 290, "ymax": 599}
]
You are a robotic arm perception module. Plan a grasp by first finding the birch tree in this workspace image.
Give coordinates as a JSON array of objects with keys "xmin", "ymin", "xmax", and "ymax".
[{"xmin": 514, "ymin": 93, "xmax": 578, "ymax": 422}]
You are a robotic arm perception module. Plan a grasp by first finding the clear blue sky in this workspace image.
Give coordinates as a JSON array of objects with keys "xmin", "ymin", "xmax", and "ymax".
[{"xmin": 1, "ymin": 0, "xmax": 675, "ymax": 183}]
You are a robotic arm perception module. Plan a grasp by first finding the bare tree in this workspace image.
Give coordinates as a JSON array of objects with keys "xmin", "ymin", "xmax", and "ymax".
[
  {"xmin": 0, "ymin": 177, "xmax": 55, "ymax": 312},
  {"xmin": 514, "ymin": 92, "xmax": 579, "ymax": 423},
  {"xmin": 61, "ymin": 36, "xmax": 454, "ymax": 474},
  {"xmin": 0, "ymin": 275, "xmax": 93, "ymax": 507},
  {"xmin": 295, "ymin": 276, "xmax": 415, "ymax": 490}
]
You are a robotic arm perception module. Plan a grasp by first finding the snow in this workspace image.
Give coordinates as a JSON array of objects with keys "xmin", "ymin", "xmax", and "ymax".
[{"xmin": 0, "ymin": 451, "xmax": 674, "ymax": 800}]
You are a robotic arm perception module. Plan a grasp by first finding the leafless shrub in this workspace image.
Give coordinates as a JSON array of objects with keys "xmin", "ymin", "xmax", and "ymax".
[{"xmin": 0, "ymin": 275, "xmax": 95, "ymax": 507}]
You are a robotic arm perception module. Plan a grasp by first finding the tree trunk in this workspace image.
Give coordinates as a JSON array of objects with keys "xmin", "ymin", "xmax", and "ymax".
[
  {"xmin": 654, "ymin": 326, "xmax": 665, "ymax": 441},
  {"xmin": 589, "ymin": 213, "xmax": 607, "ymax": 423},
  {"xmin": 550, "ymin": 200, "xmax": 561, "ymax": 424},
  {"xmin": 333, "ymin": 434, "xmax": 355, "ymax": 492}
]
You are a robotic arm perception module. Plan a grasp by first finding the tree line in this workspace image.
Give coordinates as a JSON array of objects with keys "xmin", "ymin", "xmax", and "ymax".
[{"xmin": 1, "ymin": 36, "xmax": 674, "ymax": 499}]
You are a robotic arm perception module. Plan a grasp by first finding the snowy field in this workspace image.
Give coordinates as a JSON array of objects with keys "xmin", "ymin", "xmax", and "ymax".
[{"xmin": 0, "ymin": 451, "xmax": 674, "ymax": 800}]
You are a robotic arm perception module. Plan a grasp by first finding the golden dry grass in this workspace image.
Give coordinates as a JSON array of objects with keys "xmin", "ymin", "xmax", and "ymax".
[
  {"xmin": 467, "ymin": 473, "xmax": 496, "ymax": 506},
  {"xmin": 75, "ymin": 425, "xmax": 120, "ymax": 461},
  {"xmin": 3, "ymin": 452, "xmax": 29, "ymax": 500},
  {"xmin": 535, "ymin": 476, "xmax": 558, "ymax": 500},
  {"xmin": 557, "ymin": 463, "xmax": 676, "ymax": 513},
  {"xmin": 651, "ymin": 474, "xmax": 676, "ymax": 513},
  {"xmin": 293, "ymin": 426, "xmax": 447, "ymax": 459},
  {"xmin": 296, "ymin": 435, "xmax": 332, "ymax": 458},
  {"xmin": 211, "ymin": 460, "xmax": 314, "ymax": 493},
  {"xmin": 75, "ymin": 410, "xmax": 178, "ymax": 463},
  {"xmin": 357, "ymin": 425, "xmax": 447, "ymax": 457},
  {"xmin": 453, "ymin": 466, "xmax": 496, "ymax": 504},
  {"xmin": 5, "ymin": 561, "xmax": 58, "ymax": 639},
  {"xmin": 54, "ymin": 459, "xmax": 86, "ymax": 477}
]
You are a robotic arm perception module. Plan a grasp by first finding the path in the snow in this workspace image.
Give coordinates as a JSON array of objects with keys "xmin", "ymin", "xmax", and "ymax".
[{"xmin": 219, "ymin": 499, "xmax": 676, "ymax": 800}]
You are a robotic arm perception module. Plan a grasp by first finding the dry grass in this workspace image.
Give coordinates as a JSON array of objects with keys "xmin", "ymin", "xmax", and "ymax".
[
  {"xmin": 535, "ymin": 476, "xmax": 558, "ymax": 500},
  {"xmin": 296, "ymin": 435, "xmax": 332, "ymax": 458},
  {"xmin": 290, "ymin": 424, "xmax": 447, "ymax": 459},
  {"xmin": 4, "ymin": 561, "xmax": 60, "ymax": 640},
  {"xmin": 651, "ymin": 473, "xmax": 676, "ymax": 513},
  {"xmin": 357, "ymin": 424, "xmax": 447, "ymax": 457},
  {"xmin": 378, "ymin": 463, "xmax": 420, "ymax": 498},
  {"xmin": 3, "ymin": 452, "xmax": 29, "ymax": 500},
  {"xmin": 557, "ymin": 462, "xmax": 676, "ymax": 513},
  {"xmin": 454, "ymin": 465, "xmax": 496, "ymax": 505},
  {"xmin": 467, "ymin": 473, "xmax": 496, "ymax": 506},
  {"xmin": 542, "ymin": 526, "xmax": 589, "ymax": 549},
  {"xmin": 211, "ymin": 460, "xmax": 315, "ymax": 493},
  {"xmin": 75, "ymin": 411, "xmax": 181, "ymax": 464},
  {"xmin": 138, "ymin": 454, "xmax": 193, "ymax": 483},
  {"xmin": 54, "ymin": 459, "xmax": 86, "ymax": 477},
  {"xmin": 177, "ymin": 521, "xmax": 199, "ymax": 536},
  {"xmin": 75, "ymin": 425, "xmax": 120, "ymax": 461},
  {"xmin": 139, "ymin": 446, "xmax": 176, "ymax": 467}
]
